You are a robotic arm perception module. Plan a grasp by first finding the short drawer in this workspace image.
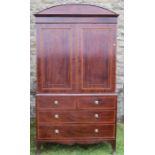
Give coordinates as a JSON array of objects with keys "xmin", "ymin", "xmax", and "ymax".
[
  {"xmin": 78, "ymin": 96, "xmax": 116, "ymax": 109},
  {"xmin": 38, "ymin": 124, "xmax": 115, "ymax": 139},
  {"xmin": 37, "ymin": 110, "xmax": 115, "ymax": 123},
  {"xmin": 37, "ymin": 96, "xmax": 76, "ymax": 109}
]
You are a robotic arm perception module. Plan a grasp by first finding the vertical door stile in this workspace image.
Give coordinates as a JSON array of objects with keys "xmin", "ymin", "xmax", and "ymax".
[
  {"xmin": 71, "ymin": 24, "xmax": 77, "ymax": 93},
  {"xmin": 75, "ymin": 24, "xmax": 80, "ymax": 92}
]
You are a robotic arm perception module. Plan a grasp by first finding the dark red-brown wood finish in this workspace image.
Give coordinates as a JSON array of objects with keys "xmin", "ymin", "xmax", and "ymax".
[
  {"xmin": 36, "ymin": 23, "xmax": 116, "ymax": 93},
  {"xmin": 35, "ymin": 4, "xmax": 118, "ymax": 155}
]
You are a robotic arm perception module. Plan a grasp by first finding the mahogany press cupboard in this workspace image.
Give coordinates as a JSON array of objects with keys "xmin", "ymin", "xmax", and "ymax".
[{"xmin": 34, "ymin": 4, "xmax": 118, "ymax": 155}]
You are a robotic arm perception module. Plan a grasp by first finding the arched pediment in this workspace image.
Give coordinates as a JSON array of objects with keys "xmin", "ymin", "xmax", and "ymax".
[{"xmin": 35, "ymin": 4, "xmax": 118, "ymax": 17}]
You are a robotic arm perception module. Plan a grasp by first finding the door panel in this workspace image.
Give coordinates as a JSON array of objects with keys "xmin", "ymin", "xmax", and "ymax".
[
  {"xmin": 36, "ymin": 24, "xmax": 116, "ymax": 93},
  {"xmin": 37, "ymin": 24, "xmax": 75, "ymax": 92},
  {"xmin": 78, "ymin": 24, "xmax": 116, "ymax": 92}
]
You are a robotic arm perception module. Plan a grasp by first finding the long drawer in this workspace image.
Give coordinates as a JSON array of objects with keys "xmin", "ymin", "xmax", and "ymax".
[
  {"xmin": 78, "ymin": 96, "xmax": 116, "ymax": 109},
  {"xmin": 38, "ymin": 124, "xmax": 115, "ymax": 139},
  {"xmin": 37, "ymin": 96, "xmax": 76, "ymax": 109},
  {"xmin": 37, "ymin": 110, "xmax": 115, "ymax": 123}
]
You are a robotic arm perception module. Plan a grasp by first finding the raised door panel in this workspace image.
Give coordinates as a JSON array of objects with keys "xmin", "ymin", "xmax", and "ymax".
[
  {"xmin": 78, "ymin": 24, "xmax": 116, "ymax": 92},
  {"xmin": 37, "ymin": 24, "xmax": 75, "ymax": 92}
]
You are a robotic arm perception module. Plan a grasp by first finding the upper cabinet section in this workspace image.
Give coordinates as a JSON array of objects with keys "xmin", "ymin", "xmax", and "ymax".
[
  {"xmin": 35, "ymin": 5, "xmax": 118, "ymax": 93},
  {"xmin": 34, "ymin": 4, "xmax": 118, "ymax": 17}
]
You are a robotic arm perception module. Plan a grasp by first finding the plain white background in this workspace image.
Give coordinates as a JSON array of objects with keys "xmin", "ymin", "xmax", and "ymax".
[{"xmin": 0, "ymin": 0, "xmax": 155, "ymax": 154}]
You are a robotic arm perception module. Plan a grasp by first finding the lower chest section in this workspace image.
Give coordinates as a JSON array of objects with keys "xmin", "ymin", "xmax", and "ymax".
[{"xmin": 36, "ymin": 95, "xmax": 117, "ymax": 142}]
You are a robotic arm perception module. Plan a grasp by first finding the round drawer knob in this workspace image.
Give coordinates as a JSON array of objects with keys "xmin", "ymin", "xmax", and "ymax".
[
  {"xmin": 94, "ymin": 113, "xmax": 99, "ymax": 118},
  {"xmin": 54, "ymin": 114, "xmax": 59, "ymax": 119},
  {"xmin": 54, "ymin": 129, "xmax": 59, "ymax": 134},
  {"xmin": 94, "ymin": 128, "xmax": 99, "ymax": 133},
  {"xmin": 94, "ymin": 100, "xmax": 99, "ymax": 105},
  {"xmin": 54, "ymin": 100, "xmax": 59, "ymax": 105}
]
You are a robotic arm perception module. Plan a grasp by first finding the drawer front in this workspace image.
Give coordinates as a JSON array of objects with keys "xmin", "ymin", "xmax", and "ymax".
[
  {"xmin": 78, "ymin": 96, "xmax": 116, "ymax": 109},
  {"xmin": 38, "ymin": 110, "xmax": 115, "ymax": 123},
  {"xmin": 38, "ymin": 124, "xmax": 115, "ymax": 139},
  {"xmin": 37, "ymin": 96, "xmax": 76, "ymax": 109}
]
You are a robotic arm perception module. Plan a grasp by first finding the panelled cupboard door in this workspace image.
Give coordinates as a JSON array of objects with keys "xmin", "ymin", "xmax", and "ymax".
[
  {"xmin": 36, "ymin": 23, "xmax": 116, "ymax": 93},
  {"xmin": 78, "ymin": 24, "xmax": 116, "ymax": 92},
  {"xmin": 37, "ymin": 24, "xmax": 76, "ymax": 92}
]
